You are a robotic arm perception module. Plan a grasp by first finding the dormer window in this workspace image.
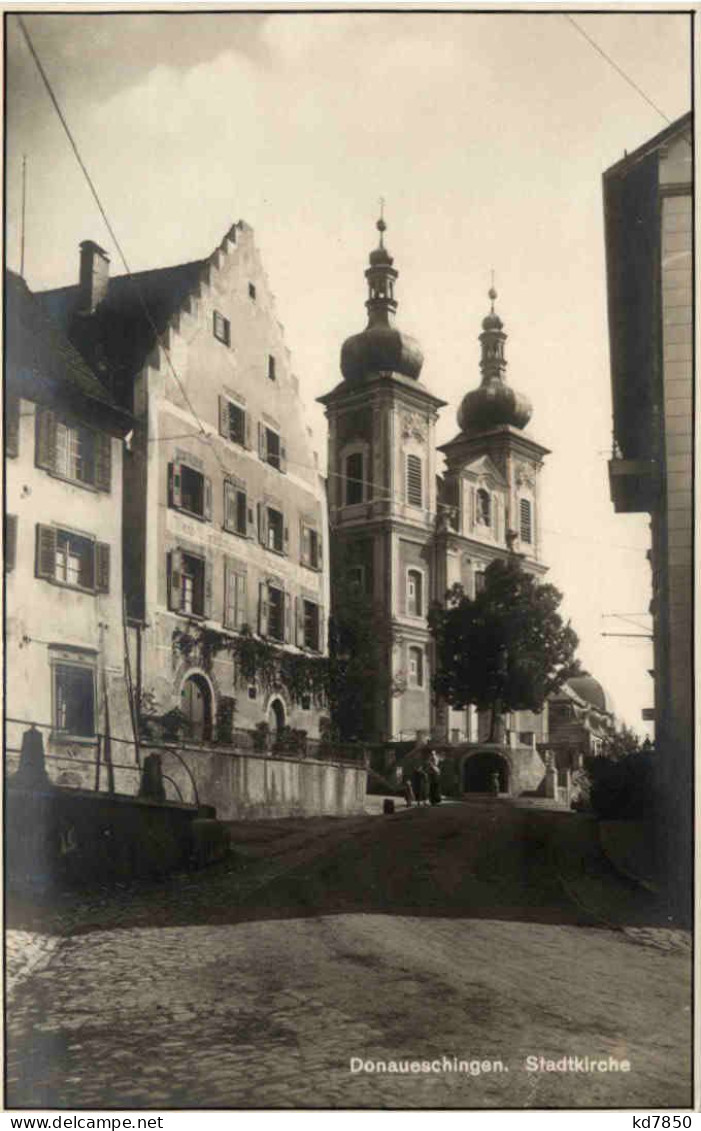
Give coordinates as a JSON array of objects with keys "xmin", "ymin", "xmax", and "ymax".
[{"xmin": 213, "ymin": 311, "xmax": 230, "ymax": 346}]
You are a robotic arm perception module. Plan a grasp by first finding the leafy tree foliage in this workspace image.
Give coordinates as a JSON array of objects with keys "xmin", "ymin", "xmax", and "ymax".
[{"xmin": 429, "ymin": 557, "xmax": 582, "ymax": 740}]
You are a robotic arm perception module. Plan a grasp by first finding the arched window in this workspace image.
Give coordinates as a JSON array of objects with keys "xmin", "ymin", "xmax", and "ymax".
[
  {"xmin": 520, "ymin": 498, "xmax": 532, "ymax": 543},
  {"xmin": 476, "ymin": 489, "xmax": 491, "ymax": 527},
  {"xmin": 408, "ymin": 646, "xmax": 424, "ymax": 688},
  {"xmin": 407, "ymin": 569, "xmax": 423, "ymax": 617},
  {"xmin": 345, "ymin": 452, "xmax": 364, "ymax": 505}
]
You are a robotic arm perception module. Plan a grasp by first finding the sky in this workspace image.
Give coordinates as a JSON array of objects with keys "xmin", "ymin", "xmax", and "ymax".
[{"xmin": 6, "ymin": 9, "xmax": 692, "ymax": 736}]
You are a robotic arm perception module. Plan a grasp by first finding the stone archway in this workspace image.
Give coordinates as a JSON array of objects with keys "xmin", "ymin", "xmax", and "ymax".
[
  {"xmin": 180, "ymin": 672, "xmax": 213, "ymax": 743},
  {"xmin": 462, "ymin": 749, "xmax": 510, "ymax": 794}
]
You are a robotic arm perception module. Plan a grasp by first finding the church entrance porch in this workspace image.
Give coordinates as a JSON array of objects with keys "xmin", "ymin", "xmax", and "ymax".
[{"xmin": 463, "ymin": 748, "xmax": 511, "ymax": 795}]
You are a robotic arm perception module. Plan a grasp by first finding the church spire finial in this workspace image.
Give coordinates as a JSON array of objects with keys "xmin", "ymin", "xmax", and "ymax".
[{"xmin": 377, "ymin": 197, "xmax": 386, "ymax": 247}]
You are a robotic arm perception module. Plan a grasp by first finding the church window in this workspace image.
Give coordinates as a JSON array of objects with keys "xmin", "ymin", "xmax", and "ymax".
[
  {"xmin": 345, "ymin": 452, "xmax": 364, "ymax": 505},
  {"xmin": 407, "ymin": 569, "xmax": 423, "ymax": 617},
  {"xmin": 520, "ymin": 498, "xmax": 532, "ymax": 543},
  {"xmin": 476, "ymin": 489, "xmax": 491, "ymax": 527},
  {"xmin": 408, "ymin": 646, "xmax": 424, "ymax": 688},
  {"xmin": 406, "ymin": 454, "xmax": 423, "ymax": 508}
]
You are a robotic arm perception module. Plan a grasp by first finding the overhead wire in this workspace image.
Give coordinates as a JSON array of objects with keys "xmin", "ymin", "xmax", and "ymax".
[{"xmin": 15, "ymin": 14, "xmax": 229, "ymax": 479}]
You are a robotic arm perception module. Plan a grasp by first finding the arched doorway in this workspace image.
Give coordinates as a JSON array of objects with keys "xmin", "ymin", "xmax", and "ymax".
[
  {"xmin": 180, "ymin": 674, "xmax": 213, "ymax": 743},
  {"xmin": 463, "ymin": 750, "xmax": 509, "ymax": 794},
  {"xmin": 269, "ymin": 698, "xmax": 286, "ymax": 734}
]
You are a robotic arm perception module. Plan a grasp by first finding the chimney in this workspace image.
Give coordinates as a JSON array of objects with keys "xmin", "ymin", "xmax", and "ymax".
[{"xmin": 79, "ymin": 240, "xmax": 110, "ymax": 312}]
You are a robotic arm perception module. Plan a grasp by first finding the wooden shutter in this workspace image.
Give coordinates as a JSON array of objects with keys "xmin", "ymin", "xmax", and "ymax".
[
  {"xmin": 258, "ymin": 423, "xmax": 265, "ymax": 460},
  {"xmin": 223, "ymin": 482, "xmax": 234, "ymax": 531},
  {"xmin": 236, "ymin": 573, "xmax": 247, "ymax": 630},
  {"xmin": 203, "ymin": 559, "xmax": 213, "ymax": 618},
  {"xmin": 295, "ymin": 596, "xmax": 303, "ymax": 646},
  {"xmin": 95, "ymin": 432, "xmax": 112, "ymax": 492},
  {"xmin": 36, "ymin": 524, "xmax": 57, "ymax": 579},
  {"xmin": 167, "ymin": 550, "xmax": 183, "ymax": 611},
  {"xmin": 236, "ymin": 490, "xmax": 247, "ymax": 535},
  {"xmin": 318, "ymin": 607, "xmax": 326, "ymax": 654},
  {"xmin": 223, "ymin": 563, "xmax": 233, "ymax": 628},
  {"xmin": 258, "ymin": 581, "xmax": 269, "ymax": 636},
  {"xmin": 95, "ymin": 542, "xmax": 110, "ymax": 593},
  {"xmin": 6, "ymin": 397, "xmax": 19, "ymax": 458},
  {"xmin": 283, "ymin": 590, "xmax": 292, "ymax": 643},
  {"xmin": 247, "ymin": 503, "xmax": 256, "ymax": 540},
  {"xmin": 244, "ymin": 414, "xmax": 252, "ymax": 449},
  {"xmin": 280, "ymin": 442, "xmax": 287, "ymax": 474},
  {"xmin": 219, "ymin": 395, "xmax": 229, "ymax": 439},
  {"xmin": 317, "ymin": 533, "xmax": 323, "ymax": 571},
  {"xmin": 169, "ymin": 462, "xmax": 182, "ymax": 509},
  {"xmin": 204, "ymin": 477, "xmax": 213, "ymax": 522},
  {"xmin": 300, "ymin": 520, "xmax": 307, "ymax": 566},
  {"xmin": 35, "ymin": 408, "xmax": 57, "ymax": 472},
  {"xmin": 257, "ymin": 502, "xmax": 268, "ymax": 547},
  {"xmin": 5, "ymin": 514, "xmax": 17, "ymax": 572},
  {"xmin": 283, "ymin": 521, "xmax": 289, "ymax": 556}
]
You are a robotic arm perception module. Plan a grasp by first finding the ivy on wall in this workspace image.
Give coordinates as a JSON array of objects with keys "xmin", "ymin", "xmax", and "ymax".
[{"xmin": 172, "ymin": 623, "xmax": 329, "ymax": 708}]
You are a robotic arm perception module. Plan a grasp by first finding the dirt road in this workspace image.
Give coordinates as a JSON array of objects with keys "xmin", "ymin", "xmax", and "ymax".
[{"xmin": 6, "ymin": 800, "xmax": 692, "ymax": 1109}]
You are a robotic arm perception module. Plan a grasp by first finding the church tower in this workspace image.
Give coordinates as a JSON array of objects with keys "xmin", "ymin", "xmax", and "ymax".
[
  {"xmin": 319, "ymin": 216, "xmax": 446, "ymax": 741},
  {"xmin": 436, "ymin": 286, "xmax": 550, "ymax": 746}
]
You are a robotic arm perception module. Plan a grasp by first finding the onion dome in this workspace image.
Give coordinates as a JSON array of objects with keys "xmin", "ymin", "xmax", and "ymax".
[
  {"xmin": 340, "ymin": 212, "xmax": 424, "ymax": 382},
  {"xmin": 457, "ymin": 285, "xmax": 532, "ymax": 433}
]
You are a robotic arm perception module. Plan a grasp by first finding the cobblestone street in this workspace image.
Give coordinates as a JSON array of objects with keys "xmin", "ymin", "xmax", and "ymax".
[{"xmin": 6, "ymin": 802, "xmax": 692, "ymax": 1110}]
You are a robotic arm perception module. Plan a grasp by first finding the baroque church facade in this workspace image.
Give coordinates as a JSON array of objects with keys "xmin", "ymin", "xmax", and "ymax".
[{"xmin": 320, "ymin": 218, "xmax": 552, "ymax": 774}]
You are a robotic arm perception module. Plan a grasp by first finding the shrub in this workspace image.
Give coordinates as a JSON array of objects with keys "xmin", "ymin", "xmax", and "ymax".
[{"xmin": 585, "ymin": 751, "xmax": 657, "ymax": 820}]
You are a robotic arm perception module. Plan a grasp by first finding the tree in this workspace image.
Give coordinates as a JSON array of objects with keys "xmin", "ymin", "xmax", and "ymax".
[
  {"xmin": 328, "ymin": 576, "xmax": 401, "ymax": 742},
  {"xmin": 429, "ymin": 557, "xmax": 582, "ymax": 741}
]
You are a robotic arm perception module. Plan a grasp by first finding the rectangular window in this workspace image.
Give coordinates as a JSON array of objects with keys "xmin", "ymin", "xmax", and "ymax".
[
  {"xmin": 248, "ymin": 282, "xmax": 256, "ymax": 301},
  {"xmin": 224, "ymin": 564, "xmax": 247, "ymax": 630},
  {"xmin": 5, "ymin": 514, "xmax": 17, "ymax": 573},
  {"xmin": 168, "ymin": 550, "xmax": 209, "ymax": 617},
  {"xmin": 408, "ymin": 646, "xmax": 424, "ymax": 688},
  {"xmin": 268, "ymin": 585, "xmax": 284, "ymax": 642},
  {"xmin": 268, "ymin": 355, "xmax": 276, "ymax": 381},
  {"xmin": 267, "ymin": 507, "xmax": 284, "ymax": 553},
  {"xmin": 169, "ymin": 462, "xmax": 212, "ymax": 520},
  {"xmin": 265, "ymin": 427, "xmax": 280, "ymax": 470},
  {"xmin": 406, "ymin": 454, "xmax": 423, "ymax": 508},
  {"xmin": 6, "ymin": 396, "xmax": 19, "ymax": 458},
  {"xmin": 345, "ymin": 452, "xmax": 363, "ymax": 505},
  {"xmin": 303, "ymin": 600, "xmax": 320, "ymax": 651},
  {"xmin": 475, "ymin": 571, "xmax": 486, "ymax": 595},
  {"xmin": 520, "ymin": 498, "xmax": 532, "ymax": 544},
  {"xmin": 213, "ymin": 311, "xmax": 230, "ymax": 346},
  {"xmin": 224, "ymin": 481, "xmax": 248, "ymax": 536},
  {"xmin": 35, "ymin": 409, "xmax": 112, "ymax": 492},
  {"xmin": 301, "ymin": 524, "xmax": 321, "ymax": 569},
  {"xmin": 35, "ymin": 524, "xmax": 110, "ymax": 594},
  {"xmin": 54, "ymin": 662, "xmax": 95, "ymax": 737},
  {"xmin": 407, "ymin": 569, "xmax": 423, "ymax": 617},
  {"xmin": 228, "ymin": 402, "xmax": 245, "ymax": 445}
]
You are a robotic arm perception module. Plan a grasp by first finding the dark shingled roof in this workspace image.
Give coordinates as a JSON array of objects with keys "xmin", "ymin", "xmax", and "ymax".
[
  {"xmin": 39, "ymin": 259, "xmax": 206, "ymax": 409},
  {"xmin": 5, "ymin": 270, "xmax": 133, "ymax": 429}
]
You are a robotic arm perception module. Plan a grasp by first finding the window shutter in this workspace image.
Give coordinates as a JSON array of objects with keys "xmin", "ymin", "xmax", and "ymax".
[
  {"xmin": 35, "ymin": 408, "xmax": 57, "ymax": 472},
  {"xmin": 6, "ymin": 397, "xmax": 19, "ymax": 458},
  {"xmin": 236, "ymin": 573, "xmax": 248, "ymax": 630},
  {"xmin": 280, "ymin": 442, "xmax": 287, "ymax": 474},
  {"xmin": 219, "ymin": 395, "xmax": 229, "ymax": 439},
  {"xmin": 283, "ymin": 522, "xmax": 289, "ymax": 555},
  {"xmin": 94, "ymin": 432, "xmax": 112, "ymax": 492},
  {"xmin": 300, "ymin": 520, "xmax": 307, "ymax": 566},
  {"xmin": 258, "ymin": 581, "xmax": 269, "ymax": 636},
  {"xmin": 244, "ymin": 414, "xmax": 252, "ymax": 450},
  {"xmin": 95, "ymin": 542, "xmax": 110, "ymax": 593},
  {"xmin": 223, "ymin": 563, "xmax": 233, "ymax": 628},
  {"xmin": 295, "ymin": 596, "xmax": 303, "ymax": 646},
  {"xmin": 169, "ymin": 462, "xmax": 182, "ymax": 509},
  {"xmin": 257, "ymin": 502, "xmax": 267, "ymax": 546},
  {"xmin": 36, "ymin": 523, "xmax": 57, "ymax": 579},
  {"xmin": 223, "ymin": 483, "xmax": 233, "ymax": 531},
  {"xmin": 317, "ymin": 533, "xmax": 323, "ymax": 571},
  {"xmin": 5, "ymin": 514, "xmax": 17, "ymax": 572},
  {"xmin": 247, "ymin": 504, "xmax": 256, "ymax": 540},
  {"xmin": 258, "ymin": 423, "xmax": 265, "ymax": 460},
  {"xmin": 167, "ymin": 550, "xmax": 183, "ymax": 611},
  {"xmin": 204, "ymin": 477, "xmax": 213, "ymax": 522},
  {"xmin": 204, "ymin": 559, "xmax": 213, "ymax": 618},
  {"xmin": 283, "ymin": 591, "xmax": 292, "ymax": 643},
  {"xmin": 318, "ymin": 608, "xmax": 326, "ymax": 654}
]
